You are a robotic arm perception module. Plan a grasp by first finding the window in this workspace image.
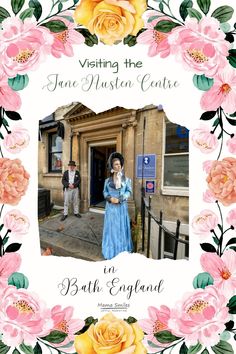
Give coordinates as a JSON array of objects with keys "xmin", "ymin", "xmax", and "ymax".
[
  {"xmin": 163, "ymin": 120, "xmax": 189, "ymax": 191},
  {"xmin": 48, "ymin": 133, "xmax": 62, "ymax": 172}
]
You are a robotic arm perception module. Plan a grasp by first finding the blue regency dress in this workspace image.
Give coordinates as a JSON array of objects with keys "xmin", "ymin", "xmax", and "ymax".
[{"xmin": 102, "ymin": 176, "xmax": 133, "ymax": 259}]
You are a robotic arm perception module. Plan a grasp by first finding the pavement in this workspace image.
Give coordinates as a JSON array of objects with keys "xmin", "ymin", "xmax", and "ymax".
[{"xmin": 39, "ymin": 211, "xmax": 105, "ymax": 261}]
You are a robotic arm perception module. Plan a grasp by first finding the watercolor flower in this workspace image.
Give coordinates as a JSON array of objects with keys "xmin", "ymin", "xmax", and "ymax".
[
  {"xmin": 226, "ymin": 208, "xmax": 236, "ymax": 229},
  {"xmin": 74, "ymin": 0, "xmax": 147, "ymax": 45},
  {"xmin": 49, "ymin": 13, "xmax": 84, "ymax": 58},
  {"xmin": 203, "ymin": 189, "xmax": 217, "ymax": 203},
  {"xmin": 206, "ymin": 157, "xmax": 236, "ymax": 206},
  {"xmin": 203, "ymin": 160, "xmax": 214, "ymax": 173},
  {"xmin": 0, "ymin": 72, "xmax": 21, "ymax": 111},
  {"xmin": 192, "ymin": 125, "xmax": 219, "ymax": 153},
  {"xmin": 74, "ymin": 312, "xmax": 146, "ymax": 354},
  {"xmin": 3, "ymin": 126, "xmax": 30, "ymax": 154},
  {"xmin": 168, "ymin": 17, "xmax": 229, "ymax": 77},
  {"xmin": 201, "ymin": 66, "xmax": 236, "ymax": 114},
  {"xmin": 0, "ymin": 285, "xmax": 53, "ymax": 347},
  {"xmin": 192, "ymin": 209, "xmax": 218, "ymax": 239},
  {"xmin": 138, "ymin": 306, "xmax": 171, "ymax": 348},
  {"xmin": 0, "ymin": 253, "xmax": 21, "ymax": 287},
  {"xmin": 201, "ymin": 250, "xmax": 236, "ymax": 298},
  {"xmin": 51, "ymin": 305, "xmax": 84, "ymax": 348},
  {"xmin": 3, "ymin": 209, "xmax": 30, "ymax": 235},
  {"xmin": 226, "ymin": 133, "xmax": 236, "ymax": 154},
  {"xmin": 0, "ymin": 158, "xmax": 30, "ymax": 205},
  {"xmin": 0, "ymin": 17, "xmax": 53, "ymax": 77},
  {"xmin": 168, "ymin": 286, "xmax": 229, "ymax": 347},
  {"xmin": 137, "ymin": 11, "xmax": 171, "ymax": 58}
]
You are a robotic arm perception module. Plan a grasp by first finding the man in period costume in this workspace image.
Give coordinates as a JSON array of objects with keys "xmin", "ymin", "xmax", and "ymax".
[{"xmin": 61, "ymin": 160, "xmax": 81, "ymax": 221}]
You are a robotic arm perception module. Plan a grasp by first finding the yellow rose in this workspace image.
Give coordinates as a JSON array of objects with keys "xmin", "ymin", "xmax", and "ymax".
[
  {"xmin": 74, "ymin": 0, "xmax": 147, "ymax": 45},
  {"xmin": 74, "ymin": 313, "xmax": 147, "ymax": 354}
]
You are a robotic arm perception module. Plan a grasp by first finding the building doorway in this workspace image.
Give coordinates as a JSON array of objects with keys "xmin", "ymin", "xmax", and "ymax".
[{"xmin": 90, "ymin": 144, "xmax": 116, "ymax": 208}]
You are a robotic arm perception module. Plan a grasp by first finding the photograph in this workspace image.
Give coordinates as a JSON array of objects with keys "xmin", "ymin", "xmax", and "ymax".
[{"xmin": 38, "ymin": 103, "xmax": 189, "ymax": 261}]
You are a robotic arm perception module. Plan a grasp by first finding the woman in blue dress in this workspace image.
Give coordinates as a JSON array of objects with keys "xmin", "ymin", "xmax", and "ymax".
[{"xmin": 102, "ymin": 152, "xmax": 133, "ymax": 260}]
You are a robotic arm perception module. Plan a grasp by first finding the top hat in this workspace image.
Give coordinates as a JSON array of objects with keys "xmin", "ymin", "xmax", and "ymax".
[
  {"xmin": 68, "ymin": 160, "xmax": 76, "ymax": 166},
  {"xmin": 107, "ymin": 152, "xmax": 124, "ymax": 171}
]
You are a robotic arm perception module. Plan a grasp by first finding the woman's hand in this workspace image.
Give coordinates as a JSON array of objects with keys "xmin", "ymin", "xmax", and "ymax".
[{"xmin": 110, "ymin": 197, "xmax": 119, "ymax": 204}]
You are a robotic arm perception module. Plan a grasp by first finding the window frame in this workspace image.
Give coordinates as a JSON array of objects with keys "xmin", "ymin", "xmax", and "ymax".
[{"xmin": 48, "ymin": 132, "xmax": 63, "ymax": 173}]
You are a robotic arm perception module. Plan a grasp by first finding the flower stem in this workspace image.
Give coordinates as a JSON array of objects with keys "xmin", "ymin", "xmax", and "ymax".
[
  {"xmin": 37, "ymin": 338, "xmax": 70, "ymax": 354},
  {"xmin": 216, "ymin": 108, "xmax": 224, "ymax": 160},
  {"xmin": 0, "ymin": 204, "xmax": 4, "ymax": 219},
  {"xmin": 38, "ymin": 4, "xmax": 76, "ymax": 25},
  {"xmin": 216, "ymin": 201, "xmax": 224, "ymax": 256},
  {"xmin": 2, "ymin": 230, "xmax": 11, "ymax": 244},
  {"xmin": 147, "ymin": 3, "xmax": 184, "ymax": 25},
  {"xmin": 0, "ymin": 145, "xmax": 3, "ymax": 158},
  {"xmin": 159, "ymin": 338, "xmax": 184, "ymax": 353}
]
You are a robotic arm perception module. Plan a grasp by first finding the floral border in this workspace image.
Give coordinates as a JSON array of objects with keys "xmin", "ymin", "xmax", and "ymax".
[{"xmin": 0, "ymin": 0, "xmax": 236, "ymax": 353}]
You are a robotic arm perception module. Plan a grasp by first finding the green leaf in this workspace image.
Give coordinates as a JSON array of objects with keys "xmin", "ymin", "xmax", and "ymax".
[
  {"xmin": 5, "ymin": 111, "xmax": 22, "ymax": 121},
  {"xmin": 227, "ymin": 295, "xmax": 236, "ymax": 314},
  {"xmin": 225, "ymin": 237, "xmax": 236, "ymax": 247},
  {"xmin": 220, "ymin": 331, "xmax": 231, "ymax": 341},
  {"xmin": 0, "ymin": 341, "xmax": 10, "ymax": 354},
  {"xmin": 33, "ymin": 343, "xmax": 42, "ymax": 354},
  {"xmin": 211, "ymin": 340, "xmax": 234, "ymax": 354},
  {"xmin": 124, "ymin": 316, "xmax": 137, "ymax": 324},
  {"xmin": 197, "ymin": 0, "xmax": 211, "ymax": 15},
  {"xmin": 202, "ymin": 350, "xmax": 210, "ymax": 354},
  {"xmin": 41, "ymin": 20, "xmax": 67, "ymax": 33},
  {"xmin": 0, "ymin": 132, "xmax": 4, "ymax": 139},
  {"xmin": 229, "ymin": 246, "xmax": 236, "ymax": 251},
  {"xmin": 226, "ymin": 117, "xmax": 236, "ymax": 126},
  {"xmin": 19, "ymin": 8, "xmax": 34, "ymax": 21},
  {"xmin": 12, "ymin": 349, "xmax": 21, "ymax": 354},
  {"xmin": 179, "ymin": 0, "xmax": 193, "ymax": 21},
  {"xmin": 74, "ymin": 0, "xmax": 80, "ymax": 4},
  {"xmin": 0, "ymin": 6, "xmax": 11, "ymax": 23},
  {"xmin": 154, "ymin": 20, "xmax": 181, "ymax": 33},
  {"xmin": 225, "ymin": 33, "xmax": 234, "ymax": 44},
  {"xmin": 29, "ymin": 0, "xmax": 42, "ymax": 21},
  {"xmin": 8, "ymin": 74, "xmax": 29, "ymax": 91},
  {"xmin": 159, "ymin": 2, "xmax": 164, "ymax": 12},
  {"xmin": 76, "ymin": 28, "xmax": 98, "ymax": 47},
  {"xmin": 41, "ymin": 330, "xmax": 68, "ymax": 344},
  {"xmin": 211, "ymin": 6, "xmax": 234, "ymax": 23},
  {"xmin": 230, "ymin": 111, "xmax": 236, "ymax": 117},
  {"xmin": 180, "ymin": 342, "xmax": 188, "ymax": 354},
  {"xmin": 187, "ymin": 342, "xmax": 202, "ymax": 354},
  {"xmin": 19, "ymin": 343, "xmax": 34, "ymax": 354},
  {"xmin": 0, "ymin": 224, "xmax": 3, "ymax": 231},
  {"xmin": 227, "ymin": 49, "xmax": 236, "ymax": 68},
  {"xmin": 193, "ymin": 272, "xmax": 214, "ymax": 289},
  {"xmin": 123, "ymin": 34, "xmax": 137, "ymax": 47},
  {"xmin": 220, "ymin": 22, "xmax": 231, "ymax": 33},
  {"xmin": 212, "ymin": 235, "xmax": 220, "ymax": 245},
  {"xmin": 147, "ymin": 15, "xmax": 159, "ymax": 23},
  {"xmin": 58, "ymin": 2, "xmax": 63, "ymax": 12},
  {"xmin": 11, "ymin": 0, "xmax": 25, "ymax": 15},
  {"xmin": 193, "ymin": 74, "xmax": 214, "ymax": 91},
  {"xmin": 154, "ymin": 330, "xmax": 181, "ymax": 344},
  {"xmin": 5, "ymin": 243, "xmax": 22, "ymax": 252},
  {"xmin": 200, "ymin": 111, "xmax": 216, "ymax": 121},
  {"xmin": 200, "ymin": 243, "xmax": 216, "ymax": 253},
  {"xmin": 8, "ymin": 272, "xmax": 29, "ymax": 289},
  {"xmin": 187, "ymin": 8, "xmax": 202, "ymax": 21},
  {"xmin": 147, "ymin": 340, "xmax": 160, "ymax": 349}
]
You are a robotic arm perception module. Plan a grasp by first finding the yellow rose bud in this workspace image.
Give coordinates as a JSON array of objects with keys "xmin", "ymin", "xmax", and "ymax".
[{"xmin": 74, "ymin": 0, "xmax": 147, "ymax": 45}]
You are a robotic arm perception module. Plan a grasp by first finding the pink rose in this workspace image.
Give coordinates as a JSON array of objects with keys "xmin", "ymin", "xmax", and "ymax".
[
  {"xmin": 203, "ymin": 189, "xmax": 216, "ymax": 203},
  {"xmin": 50, "ymin": 12, "xmax": 84, "ymax": 58},
  {"xmin": 3, "ymin": 126, "xmax": 30, "ymax": 154},
  {"xmin": 3, "ymin": 209, "xmax": 30, "ymax": 234},
  {"xmin": 168, "ymin": 17, "xmax": 229, "ymax": 77},
  {"xmin": 137, "ymin": 11, "xmax": 171, "ymax": 58},
  {"xmin": 192, "ymin": 209, "xmax": 218, "ymax": 239},
  {"xmin": 0, "ymin": 286, "xmax": 53, "ymax": 347},
  {"xmin": 203, "ymin": 160, "xmax": 214, "ymax": 173},
  {"xmin": 0, "ymin": 158, "xmax": 30, "ymax": 205},
  {"xmin": 168, "ymin": 286, "xmax": 229, "ymax": 347},
  {"xmin": 0, "ymin": 17, "xmax": 53, "ymax": 77},
  {"xmin": 192, "ymin": 125, "xmax": 218, "ymax": 153},
  {"xmin": 201, "ymin": 250, "xmax": 236, "ymax": 298},
  {"xmin": 0, "ymin": 253, "xmax": 21, "ymax": 287},
  {"xmin": 51, "ymin": 305, "xmax": 84, "ymax": 349},
  {"xmin": 201, "ymin": 66, "xmax": 236, "ymax": 114},
  {"xmin": 138, "ymin": 305, "xmax": 171, "ymax": 349},
  {"xmin": 206, "ymin": 157, "xmax": 236, "ymax": 206},
  {"xmin": 0, "ymin": 72, "xmax": 21, "ymax": 111},
  {"xmin": 226, "ymin": 133, "xmax": 236, "ymax": 154},
  {"xmin": 226, "ymin": 208, "xmax": 236, "ymax": 229}
]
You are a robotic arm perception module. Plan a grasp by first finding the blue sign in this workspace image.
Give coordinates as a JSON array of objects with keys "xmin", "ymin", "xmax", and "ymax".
[
  {"xmin": 146, "ymin": 180, "xmax": 155, "ymax": 194},
  {"xmin": 136, "ymin": 154, "xmax": 156, "ymax": 178}
]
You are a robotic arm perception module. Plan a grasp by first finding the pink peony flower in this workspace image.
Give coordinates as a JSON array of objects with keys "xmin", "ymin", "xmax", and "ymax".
[
  {"xmin": 0, "ymin": 253, "xmax": 21, "ymax": 287},
  {"xmin": 192, "ymin": 209, "xmax": 218, "ymax": 239},
  {"xmin": 226, "ymin": 208, "xmax": 236, "ymax": 229},
  {"xmin": 203, "ymin": 160, "xmax": 214, "ymax": 173},
  {"xmin": 203, "ymin": 189, "xmax": 217, "ymax": 203},
  {"xmin": 137, "ymin": 11, "xmax": 171, "ymax": 58},
  {"xmin": 168, "ymin": 286, "xmax": 229, "ymax": 347},
  {"xmin": 206, "ymin": 157, "xmax": 236, "ymax": 206},
  {"xmin": 201, "ymin": 250, "xmax": 236, "ymax": 298},
  {"xmin": 0, "ymin": 17, "xmax": 53, "ymax": 77},
  {"xmin": 3, "ymin": 209, "xmax": 30, "ymax": 234},
  {"xmin": 51, "ymin": 305, "xmax": 84, "ymax": 349},
  {"xmin": 50, "ymin": 13, "xmax": 84, "ymax": 58},
  {"xmin": 138, "ymin": 305, "xmax": 171, "ymax": 349},
  {"xmin": 0, "ymin": 72, "xmax": 21, "ymax": 111},
  {"xmin": 3, "ymin": 126, "xmax": 30, "ymax": 154},
  {"xmin": 226, "ymin": 133, "xmax": 236, "ymax": 154},
  {"xmin": 201, "ymin": 66, "xmax": 236, "ymax": 114},
  {"xmin": 168, "ymin": 17, "xmax": 230, "ymax": 77},
  {"xmin": 192, "ymin": 125, "xmax": 218, "ymax": 153},
  {"xmin": 0, "ymin": 158, "xmax": 30, "ymax": 205},
  {"xmin": 0, "ymin": 285, "xmax": 53, "ymax": 347}
]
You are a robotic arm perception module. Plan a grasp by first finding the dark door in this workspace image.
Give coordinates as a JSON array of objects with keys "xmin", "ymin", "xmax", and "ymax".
[{"xmin": 90, "ymin": 148, "xmax": 106, "ymax": 206}]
